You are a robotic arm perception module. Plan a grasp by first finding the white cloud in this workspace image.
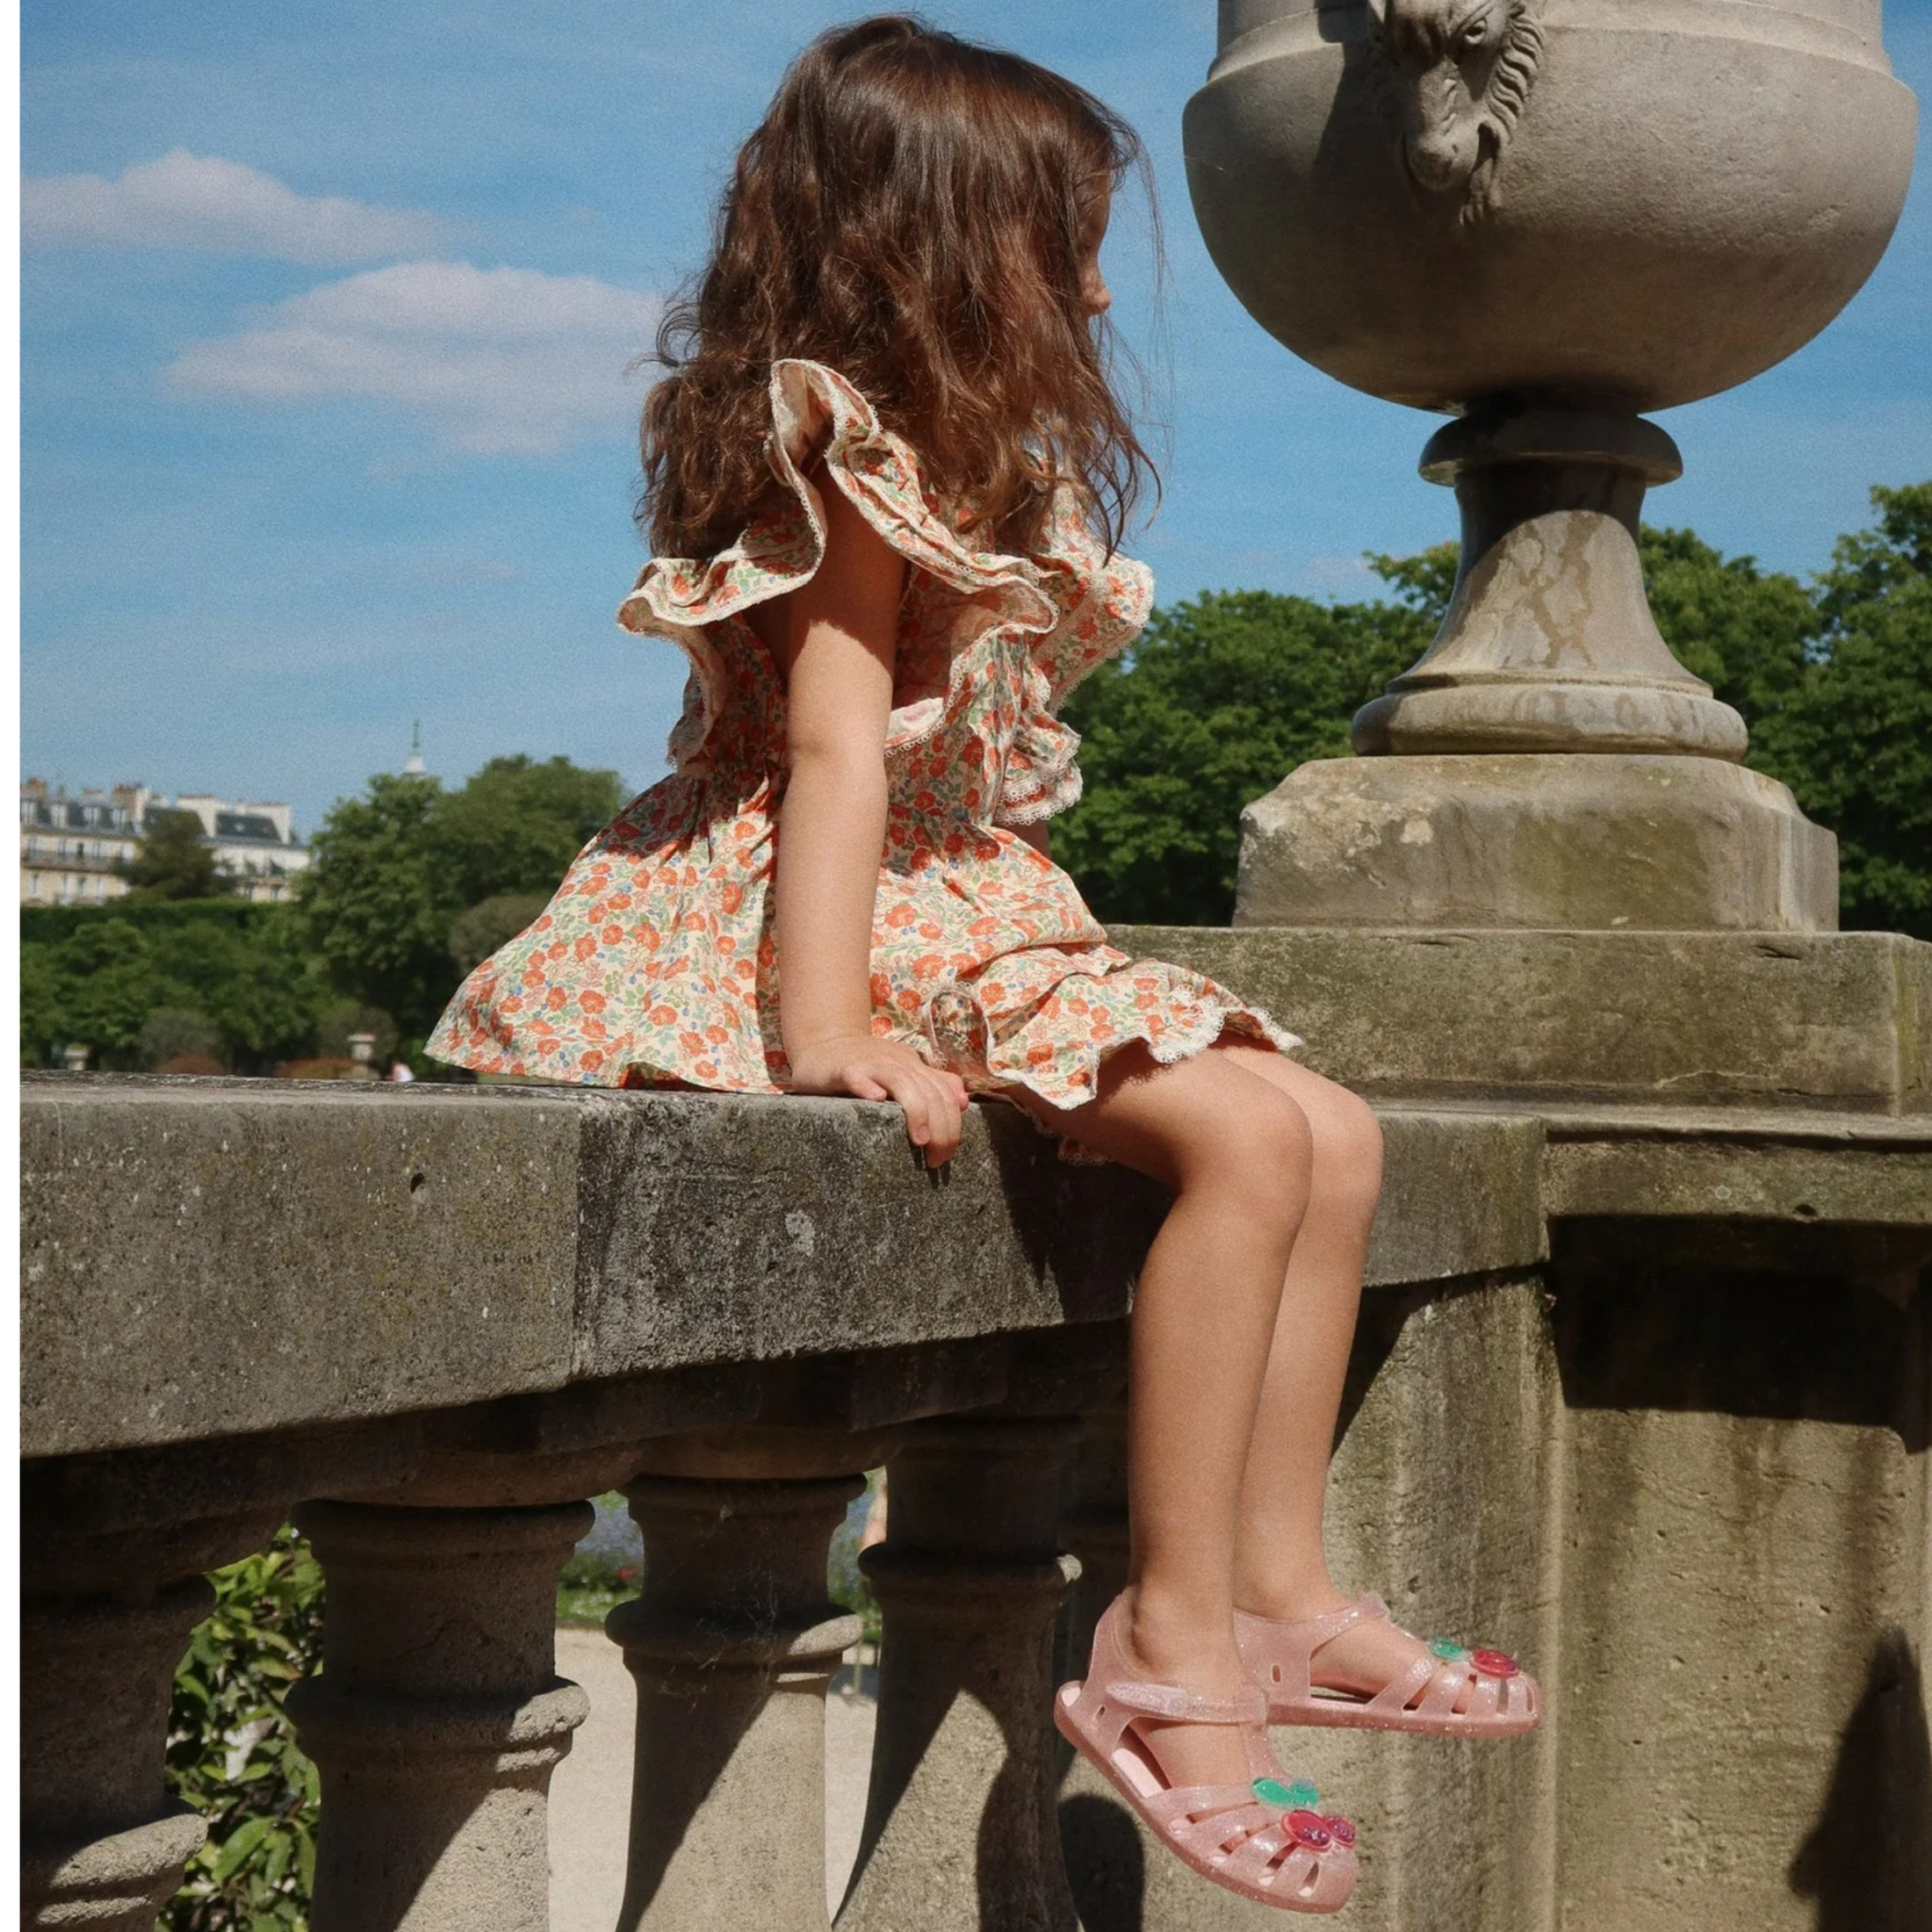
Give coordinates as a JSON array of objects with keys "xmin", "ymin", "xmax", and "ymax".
[
  {"xmin": 166, "ymin": 261, "xmax": 662, "ymax": 456},
  {"xmin": 22, "ymin": 150, "xmax": 445, "ymax": 263}
]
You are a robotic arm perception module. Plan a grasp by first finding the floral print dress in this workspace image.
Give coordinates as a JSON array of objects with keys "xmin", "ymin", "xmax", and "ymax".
[{"xmin": 427, "ymin": 358, "xmax": 1298, "ymax": 1128}]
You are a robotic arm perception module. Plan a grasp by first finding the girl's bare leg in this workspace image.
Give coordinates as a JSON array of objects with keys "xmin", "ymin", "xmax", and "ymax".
[
  {"xmin": 1215, "ymin": 1045, "xmax": 1475, "ymax": 1704},
  {"xmin": 1013, "ymin": 1042, "xmax": 1315, "ymax": 1791}
]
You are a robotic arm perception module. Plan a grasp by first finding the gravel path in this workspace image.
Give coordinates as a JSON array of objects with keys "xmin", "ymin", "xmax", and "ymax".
[{"xmin": 549, "ymin": 1626, "xmax": 877, "ymax": 1929}]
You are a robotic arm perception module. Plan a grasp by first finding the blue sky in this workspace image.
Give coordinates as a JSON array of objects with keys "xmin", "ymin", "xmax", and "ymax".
[{"xmin": 21, "ymin": 0, "xmax": 1932, "ymax": 836}]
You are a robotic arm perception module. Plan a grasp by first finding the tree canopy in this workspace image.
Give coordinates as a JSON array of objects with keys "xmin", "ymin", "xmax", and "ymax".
[
  {"xmin": 19, "ymin": 905, "xmax": 327, "ymax": 1072},
  {"xmin": 296, "ymin": 753, "xmax": 626, "ymax": 1044},
  {"xmin": 117, "ymin": 809, "xmax": 234, "ymax": 901}
]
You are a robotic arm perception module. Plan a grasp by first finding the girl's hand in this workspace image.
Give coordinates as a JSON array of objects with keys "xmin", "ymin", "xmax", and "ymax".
[{"xmin": 788, "ymin": 1033, "xmax": 970, "ymax": 1167}]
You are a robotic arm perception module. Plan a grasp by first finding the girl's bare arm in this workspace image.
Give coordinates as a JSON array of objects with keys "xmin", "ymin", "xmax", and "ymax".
[{"xmin": 769, "ymin": 476, "xmax": 970, "ymax": 1165}]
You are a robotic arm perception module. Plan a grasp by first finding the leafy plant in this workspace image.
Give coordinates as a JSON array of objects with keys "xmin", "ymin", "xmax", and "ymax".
[
  {"xmin": 138, "ymin": 1007, "xmax": 227, "ymax": 1072},
  {"xmin": 827, "ymin": 1472, "xmax": 884, "ymax": 1646},
  {"xmin": 556, "ymin": 1491, "xmax": 643, "ymax": 1627},
  {"xmin": 162, "ymin": 1525, "xmax": 323, "ymax": 1932},
  {"xmin": 119, "ymin": 810, "xmax": 236, "ymax": 902},
  {"xmin": 18, "ymin": 906, "xmax": 330, "ymax": 1072}
]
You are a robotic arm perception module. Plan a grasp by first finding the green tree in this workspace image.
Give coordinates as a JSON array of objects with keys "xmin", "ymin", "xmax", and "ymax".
[
  {"xmin": 119, "ymin": 810, "xmax": 235, "ymax": 902},
  {"xmin": 296, "ymin": 774, "xmax": 455, "ymax": 1043},
  {"xmin": 1753, "ymin": 483, "xmax": 1932, "ymax": 937},
  {"xmin": 18, "ymin": 909, "xmax": 328, "ymax": 1072},
  {"xmin": 1053, "ymin": 587, "xmax": 1431, "ymax": 924},
  {"xmin": 435, "ymin": 755, "xmax": 625, "ymax": 909},
  {"xmin": 450, "ymin": 892, "xmax": 552, "ymax": 975},
  {"xmin": 298, "ymin": 756, "xmax": 625, "ymax": 1042}
]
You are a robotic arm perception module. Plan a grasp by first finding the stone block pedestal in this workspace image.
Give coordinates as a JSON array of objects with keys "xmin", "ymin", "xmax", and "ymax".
[{"xmin": 1236, "ymin": 754, "xmax": 1837, "ymax": 934}]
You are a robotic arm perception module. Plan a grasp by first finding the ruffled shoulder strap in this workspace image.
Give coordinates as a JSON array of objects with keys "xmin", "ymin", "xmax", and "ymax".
[
  {"xmin": 1024, "ymin": 487, "xmax": 1155, "ymax": 710},
  {"xmin": 618, "ymin": 358, "xmax": 1058, "ymax": 775}
]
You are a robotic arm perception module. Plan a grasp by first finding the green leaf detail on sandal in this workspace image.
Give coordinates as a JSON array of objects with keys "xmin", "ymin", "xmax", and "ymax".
[{"xmin": 1251, "ymin": 1777, "xmax": 1320, "ymax": 1811}]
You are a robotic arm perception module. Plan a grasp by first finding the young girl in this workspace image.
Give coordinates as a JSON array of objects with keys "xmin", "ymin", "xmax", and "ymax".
[{"xmin": 430, "ymin": 15, "xmax": 1537, "ymax": 1912}]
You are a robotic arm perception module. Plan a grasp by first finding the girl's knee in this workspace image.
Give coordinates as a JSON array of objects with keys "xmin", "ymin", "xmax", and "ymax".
[
  {"xmin": 1310, "ymin": 1082, "xmax": 1384, "ymax": 1218},
  {"xmin": 1186, "ymin": 1077, "xmax": 1314, "ymax": 1209}
]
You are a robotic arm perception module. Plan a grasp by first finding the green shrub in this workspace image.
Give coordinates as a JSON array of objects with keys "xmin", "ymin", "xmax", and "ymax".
[
  {"xmin": 827, "ymin": 1472, "xmax": 884, "ymax": 1645},
  {"xmin": 162, "ymin": 1525, "xmax": 323, "ymax": 1932}
]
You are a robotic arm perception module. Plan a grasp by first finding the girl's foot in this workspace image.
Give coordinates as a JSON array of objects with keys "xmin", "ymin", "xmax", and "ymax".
[
  {"xmin": 1116, "ymin": 1590, "xmax": 1268, "ymax": 1792},
  {"xmin": 1235, "ymin": 1592, "xmax": 1540, "ymax": 1736},
  {"xmin": 1056, "ymin": 1595, "xmax": 1359, "ymax": 1913}
]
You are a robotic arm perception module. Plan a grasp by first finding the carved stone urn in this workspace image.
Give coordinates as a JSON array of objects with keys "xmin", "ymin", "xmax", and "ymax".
[{"xmin": 1185, "ymin": 0, "xmax": 1916, "ymax": 929}]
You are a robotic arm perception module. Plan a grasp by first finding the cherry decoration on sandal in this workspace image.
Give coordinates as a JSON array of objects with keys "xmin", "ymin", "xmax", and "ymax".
[
  {"xmin": 1470, "ymin": 1648, "xmax": 1520, "ymax": 1679},
  {"xmin": 1286, "ymin": 1811, "xmax": 1335, "ymax": 1850}
]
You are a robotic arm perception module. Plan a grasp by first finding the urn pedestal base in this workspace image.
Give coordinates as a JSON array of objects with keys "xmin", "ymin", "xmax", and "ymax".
[{"xmin": 1236, "ymin": 752, "xmax": 1837, "ymax": 933}]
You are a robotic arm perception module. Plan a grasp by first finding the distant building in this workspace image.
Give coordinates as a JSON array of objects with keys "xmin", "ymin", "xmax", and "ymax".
[{"xmin": 19, "ymin": 780, "xmax": 313, "ymax": 906}]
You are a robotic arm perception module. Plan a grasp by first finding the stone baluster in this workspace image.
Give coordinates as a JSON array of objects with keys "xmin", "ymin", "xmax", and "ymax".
[
  {"xmin": 838, "ymin": 1415, "xmax": 1084, "ymax": 1932},
  {"xmin": 287, "ymin": 1498, "xmax": 593, "ymax": 1932},
  {"xmin": 21, "ymin": 1511, "xmax": 284, "ymax": 1932},
  {"xmin": 610, "ymin": 1469, "xmax": 865, "ymax": 1931}
]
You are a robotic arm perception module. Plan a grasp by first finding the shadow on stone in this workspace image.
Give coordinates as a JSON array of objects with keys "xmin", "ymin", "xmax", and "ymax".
[
  {"xmin": 981, "ymin": 1104, "xmax": 1170, "ymax": 1326},
  {"xmin": 1789, "ymin": 1628, "xmax": 1932, "ymax": 1931},
  {"xmin": 1551, "ymin": 1223, "xmax": 1929, "ymax": 1453},
  {"xmin": 1059, "ymin": 1792, "xmax": 1145, "ymax": 1932}
]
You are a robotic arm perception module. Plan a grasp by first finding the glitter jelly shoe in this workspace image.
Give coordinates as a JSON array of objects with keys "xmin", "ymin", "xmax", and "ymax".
[
  {"xmin": 1236, "ymin": 1594, "xmax": 1540, "ymax": 1737},
  {"xmin": 1056, "ymin": 1596, "xmax": 1359, "ymax": 1911}
]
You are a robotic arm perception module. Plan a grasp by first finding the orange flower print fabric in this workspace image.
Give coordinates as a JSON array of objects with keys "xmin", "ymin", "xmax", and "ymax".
[{"xmin": 427, "ymin": 358, "xmax": 1299, "ymax": 1127}]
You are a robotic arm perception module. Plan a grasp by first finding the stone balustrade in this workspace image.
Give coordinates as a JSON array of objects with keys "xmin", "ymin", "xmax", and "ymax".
[{"xmin": 20, "ymin": 1053, "xmax": 1932, "ymax": 1932}]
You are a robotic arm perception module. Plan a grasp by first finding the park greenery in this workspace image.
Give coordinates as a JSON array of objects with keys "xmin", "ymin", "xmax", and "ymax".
[
  {"xmin": 19, "ymin": 486, "xmax": 1930, "ymax": 1078},
  {"xmin": 20, "ymin": 755, "xmax": 625, "ymax": 1073},
  {"xmin": 162, "ymin": 1526, "xmax": 323, "ymax": 1932}
]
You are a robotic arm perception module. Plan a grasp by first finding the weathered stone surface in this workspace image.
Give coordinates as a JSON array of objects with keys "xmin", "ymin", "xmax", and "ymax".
[
  {"xmin": 1541, "ymin": 1106, "xmax": 1932, "ymax": 1228},
  {"xmin": 610, "ymin": 1475, "xmax": 861, "ymax": 1932},
  {"xmin": 842, "ymin": 1419, "xmax": 1084, "ymax": 1932},
  {"xmin": 1372, "ymin": 1107, "xmax": 1546, "ymax": 1280},
  {"xmin": 1231, "ymin": 755, "xmax": 1838, "ymax": 933},
  {"xmin": 19, "ymin": 1078, "xmax": 581, "ymax": 1456},
  {"xmin": 1550, "ymin": 1228, "xmax": 1931, "ymax": 1931},
  {"xmin": 20, "ymin": 1077, "xmax": 1549, "ymax": 1459},
  {"xmin": 1113, "ymin": 927, "xmax": 1931, "ymax": 1114},
  {"xmin": 571, "ymin": 1089, "xmax": 1164, "ymax": 1381},
  {"xmin": 1351, "ymin": 412, "xmax": 1751, "ymax": 762},
  {"xmin": 290, "ymin": 1500, "xmax": 593, "ymax": 1932}
]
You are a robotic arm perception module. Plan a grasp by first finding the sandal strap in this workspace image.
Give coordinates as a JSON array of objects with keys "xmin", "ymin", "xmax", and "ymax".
[{"xmin": 1102, "ymin": 1676, "xmax": 1268, "ymax": 1725}]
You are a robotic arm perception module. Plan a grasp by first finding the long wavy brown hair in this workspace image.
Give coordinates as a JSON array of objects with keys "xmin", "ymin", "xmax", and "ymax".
[{"xmin": 640, "ymin": 15, "xmax": 1158, "ymax": 561}]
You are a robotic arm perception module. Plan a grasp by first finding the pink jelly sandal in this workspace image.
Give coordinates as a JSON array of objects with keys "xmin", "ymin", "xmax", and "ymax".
[
  {"xmin": 1236, "ymin": 1594, "xmax": 1540, "ymax": 1736},
  {"xmin": 1056, "ymin": 1597, "xmax": 1359, "ymax": 1912}
]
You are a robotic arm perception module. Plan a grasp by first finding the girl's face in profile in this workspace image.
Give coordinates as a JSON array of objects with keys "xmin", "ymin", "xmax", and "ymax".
[{"xmin": 1079, "ymin": 187, "xmax": 1114, "ymax": 317}]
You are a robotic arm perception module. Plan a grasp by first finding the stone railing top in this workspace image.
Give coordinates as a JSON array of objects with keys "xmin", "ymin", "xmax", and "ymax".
[{"xmin": 21, "ymin": 1074, "xmax": 1930, "ymax": 1464}]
